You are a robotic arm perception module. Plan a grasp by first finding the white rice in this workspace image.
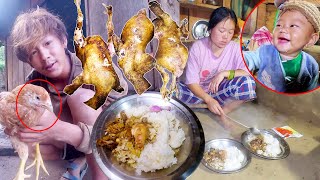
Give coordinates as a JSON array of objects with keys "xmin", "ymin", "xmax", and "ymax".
[
  {"xmin": 125, "ymin": 105, "xmax": 186, "ymax": 174},
  {"xmin": 247, "ymin": 133, "xmax": 281, "ymax": 157},
  {"xmin": 208, "ymin": 144, "xmax": 245, "ymax": 171}
]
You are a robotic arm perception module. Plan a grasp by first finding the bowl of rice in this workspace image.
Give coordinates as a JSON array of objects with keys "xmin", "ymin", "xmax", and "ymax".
[
  {"xmin": 91, "ymin": 92, "xmax": 205, "ymax": 180},
  {"xmin": 202, "ymin": 139, "xmax": 251, "ymax": 174},
  {"xmin": 241, "ymin": 129, "xmax": 290, "ymax": 160}
]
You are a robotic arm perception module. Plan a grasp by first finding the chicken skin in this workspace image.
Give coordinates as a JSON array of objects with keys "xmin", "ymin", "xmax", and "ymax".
[
  {"xmin": 149, "ymin": 1, "xmax": 189, "ymax": 99},
  {"xmin": 105, "ymin": 5, "xmax": 155, "ymax": 95},
  {"xmin": 64, "ymin": 0, "xmax": 124, "ymax": 110},
  {"xmin": 0, "ymin": 84, "xmax": 52, "ymax": 180}
]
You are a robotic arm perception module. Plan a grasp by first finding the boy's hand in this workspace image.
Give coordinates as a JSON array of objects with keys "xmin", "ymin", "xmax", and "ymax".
[{"xmin": 17, "ymin": 110, "xmax": 60, "ymax": 143}]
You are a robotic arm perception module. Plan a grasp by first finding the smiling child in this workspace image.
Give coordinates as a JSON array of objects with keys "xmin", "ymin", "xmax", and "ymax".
[{"xmin": 244, "ymin": 0, "xmax": 320, "ymax": 93}]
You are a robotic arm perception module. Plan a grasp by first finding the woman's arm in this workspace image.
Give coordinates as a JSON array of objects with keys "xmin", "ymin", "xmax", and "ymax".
[{"xmin": 187, "ymin": 83, "xmax": 224, "ymax": 115}]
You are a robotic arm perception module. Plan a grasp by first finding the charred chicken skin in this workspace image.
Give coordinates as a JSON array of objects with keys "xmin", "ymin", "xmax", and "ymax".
[
  {"xmin": 149, "ymin": 1, "xmax": 189, "ymax": 99},
  {"xmin": 64, "ymin": 0, "xmax": 124, "ymax": 110},
  {"xmin": 105, "ymin": 5, "xmax": 155, "ymax": 95}
]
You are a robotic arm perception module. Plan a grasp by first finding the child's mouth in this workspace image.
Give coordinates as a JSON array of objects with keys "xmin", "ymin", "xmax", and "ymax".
[{"xmin": 278, "ymin": 37, "xmax": 290, "ymax": 43}]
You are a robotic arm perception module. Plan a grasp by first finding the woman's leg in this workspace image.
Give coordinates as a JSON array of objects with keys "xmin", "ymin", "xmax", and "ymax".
[
  {"xmin": 67, "ymin": 88, "xmax": 108, "ymax": 180},
  {"xmin": 214, "ymin": 76, "xmax": 256, "ymax": 128}
]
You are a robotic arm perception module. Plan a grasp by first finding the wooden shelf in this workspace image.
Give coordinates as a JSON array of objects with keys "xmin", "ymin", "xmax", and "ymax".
[{"xmin": 179, "ymin": 0, "xmax": 220, "ymax": 11}]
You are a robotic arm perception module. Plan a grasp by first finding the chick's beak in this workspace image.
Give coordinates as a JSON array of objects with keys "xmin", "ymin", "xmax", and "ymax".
[{"xmin": 42, "ymin": 99, "xmax": 53, "ymax": 112}]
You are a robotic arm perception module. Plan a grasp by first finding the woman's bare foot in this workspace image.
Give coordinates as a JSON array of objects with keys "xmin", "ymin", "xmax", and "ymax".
[{"xmin": 218, "ymin": 115, "xmax": 235, "ymax": 130}]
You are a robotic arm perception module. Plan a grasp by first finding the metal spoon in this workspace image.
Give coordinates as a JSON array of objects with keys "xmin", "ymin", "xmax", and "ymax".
[{"xmin": 187, "ymin": 103, "xmax": 261, "ymax": 135}]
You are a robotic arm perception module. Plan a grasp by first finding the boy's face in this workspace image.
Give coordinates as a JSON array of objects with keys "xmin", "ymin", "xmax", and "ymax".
[
  {"xmin": 28, "ymin": 34, "xmax": 70, "ymax": 79},
  {"xmin": 273, "ymin": 10, "xmax": 316, "ymax": 57},
  {"xmin": 210, "ymin": 18, "xmax": 235, "ymax": 49}
]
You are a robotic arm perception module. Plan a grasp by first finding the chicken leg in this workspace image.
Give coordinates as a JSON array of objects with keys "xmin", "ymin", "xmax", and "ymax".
[
  {"xmin": 11, "ymin": 136, "xmax": 31, "ymax": 180},
  {"xmin": 25, "ymin": 143, "xmax": 49, "ymax": 180}
]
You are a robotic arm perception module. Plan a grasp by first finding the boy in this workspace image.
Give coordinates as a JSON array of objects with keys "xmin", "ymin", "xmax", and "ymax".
[
  {"xmin": 9, "ymin": 7, "xmax": 127, "ymax": 179},
  {"xmin": 244, "ymin": 0, "xmax": 320, "ymax": 93}
]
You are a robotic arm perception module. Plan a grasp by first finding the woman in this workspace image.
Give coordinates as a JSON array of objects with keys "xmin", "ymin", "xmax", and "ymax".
[{"xmin": 177, "ymin": 7, "xmax": 256, "ymax": 127}]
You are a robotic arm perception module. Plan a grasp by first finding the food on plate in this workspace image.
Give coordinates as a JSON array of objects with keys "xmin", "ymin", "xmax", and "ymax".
[
  {"xmin": 248, "ymin": 133, "xmax": 281, "ymax": 157},
  {"xmin": 97, "ymin": 105, "xmax": 186, "ymax": 174},
  {"xmin": 203, "ymin": 145, "xmax": 245, "ymax": 171}
]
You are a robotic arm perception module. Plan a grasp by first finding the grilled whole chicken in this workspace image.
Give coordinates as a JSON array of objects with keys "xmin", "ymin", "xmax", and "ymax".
[
  {"xmin": 64, "ymin": 0, "xmax": 124, "ymax": 110},
  {"xmin": 149, "ymin": 1, "xmax": 189, "ymax": 99},
  {"xmin": 105, "ymin": 5, "xmax": 155, "ymax": 95}
]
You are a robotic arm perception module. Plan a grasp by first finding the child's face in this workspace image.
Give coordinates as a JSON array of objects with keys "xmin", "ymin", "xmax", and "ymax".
[
  {"xmin": 273, "ymin": 10, "xmax": 315, "ymax": 57},
  {"xmin": 210, "ymin": 18, "xmax": 235, "ymax": 49},
  {"xmin": 28, "ymin": 34, "xmax": 70, "ymax": 79}
]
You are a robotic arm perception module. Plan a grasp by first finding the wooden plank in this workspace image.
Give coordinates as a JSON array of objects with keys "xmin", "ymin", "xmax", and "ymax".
[
  {"xmin": 256, "ymin": 3, "xmax": 266, "ymax": 31},
  {"xmin": 179, "ymin": 0, "xmax": 220, "ymax": 11},
  {"xmin": 223, "ymin": 0, "xmax": 231, "ymax": 8},
  {"xmin": 6, "ymin": 37, "xmax": 13, "ymax": 91}
]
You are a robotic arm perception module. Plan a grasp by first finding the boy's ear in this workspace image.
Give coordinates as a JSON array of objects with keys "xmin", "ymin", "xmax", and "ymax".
[{"xmin": 306, "ymin": 32, "xmax": 319, "ymax": 48}]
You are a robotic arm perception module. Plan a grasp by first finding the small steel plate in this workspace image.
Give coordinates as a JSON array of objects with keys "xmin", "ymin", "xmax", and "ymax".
[
  {"xmin": 241, "ymin": 129, "xmax": 290, "ymax": 160},
  {"xmin": 202, "ymin": 138, "xmax": 251, "ymax": 174}
]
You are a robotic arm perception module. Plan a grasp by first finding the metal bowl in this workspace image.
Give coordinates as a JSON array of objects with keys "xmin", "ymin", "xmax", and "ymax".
[
  {"xmin": 91, "ymin": 92, "xmax": 205, "ymax": 180},
  {"xmin": 241, "ymin": 129, "xmax": 290, "ymax": 160},
  {"xmin": 192, "ymin": 20, "xmax": 210, "ymax": 40},
  {"xmin": 202, "ymin": 139, "xmax": 251, "ymax": 174}
]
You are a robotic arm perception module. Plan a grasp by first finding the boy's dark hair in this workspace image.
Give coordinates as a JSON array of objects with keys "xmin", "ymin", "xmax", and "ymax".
[{"xmin": 208, "ymin": 7, "xmax": 238, "ymax": 31}]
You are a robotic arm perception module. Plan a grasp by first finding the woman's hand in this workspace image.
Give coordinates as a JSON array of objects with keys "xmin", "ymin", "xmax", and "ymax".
[
  {"xmin": 205, "ymin": 97, "xmax": 224, "ymax": 116},
  {"xmin": 209, "ymin": 71, "xmax": 228, "ymax": 93}
]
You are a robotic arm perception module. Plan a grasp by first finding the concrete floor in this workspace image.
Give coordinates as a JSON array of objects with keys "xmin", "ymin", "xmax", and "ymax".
[{"xmin": 0, "ymin": 101, "xmax": 319, "ymax": 180}]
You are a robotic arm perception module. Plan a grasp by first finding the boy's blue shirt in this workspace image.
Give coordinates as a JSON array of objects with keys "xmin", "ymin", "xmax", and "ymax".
[{"xmin": 244, "ymin": 45, "xmax": 319, "ymax": 92}]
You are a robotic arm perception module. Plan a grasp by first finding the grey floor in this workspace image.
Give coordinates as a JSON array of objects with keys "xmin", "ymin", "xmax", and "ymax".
[{"xmin": 0, "ymin": 101, "xmax": 318, "ymax": 180}]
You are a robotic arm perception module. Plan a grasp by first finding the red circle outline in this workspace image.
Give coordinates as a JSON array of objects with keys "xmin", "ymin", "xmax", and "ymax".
[
  {"xmin": 239, "ymin": 0, "xmax": 320, "ymax": 96},
  {"xmin": 15, "ymin": 79, "xmax": 62, "ymax": 132}
]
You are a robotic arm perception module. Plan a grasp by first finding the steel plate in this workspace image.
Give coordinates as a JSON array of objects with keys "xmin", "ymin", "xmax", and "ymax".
[
  {"xmin": 241, "ymin": 129, "xmax": 290, "ymax": 160},
  {"xmin": 202, "ymin": 139, "xmax": 251, "ymax": 174},
  {"xmin": 192, "ymin": 20, "xmax": 209, "ymax": 40},
  {"xmin": 91, "ymin": 92, "xmax": 205, "ymax": 180}
]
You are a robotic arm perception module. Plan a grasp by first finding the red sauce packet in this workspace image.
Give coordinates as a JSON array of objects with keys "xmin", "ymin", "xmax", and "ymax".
[{"xmin": 272, "ymin": 126, "xmax": 303, "ymax": 139}]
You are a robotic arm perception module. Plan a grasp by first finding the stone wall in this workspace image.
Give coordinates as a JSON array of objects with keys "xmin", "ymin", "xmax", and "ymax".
[{"xmin": 255, "ymin": 83, "xmax": 320, "ymax": 124}]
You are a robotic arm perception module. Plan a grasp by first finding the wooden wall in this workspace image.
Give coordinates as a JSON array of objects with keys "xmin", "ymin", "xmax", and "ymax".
[
  {"xmin": 4, "ymin": 0, "xmax": 37, "ymax": 91},
  {"xmin": 5, "ymin": 37, "xmax": 32, "ymax": 91}
]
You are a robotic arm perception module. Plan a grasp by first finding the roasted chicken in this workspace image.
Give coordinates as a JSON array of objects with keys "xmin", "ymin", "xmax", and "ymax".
[
  {"xmin": 64, "ymin": 0, "xmax": 124, "ymax": 110},
  {"xmin": 149, "ymin": 1, "xmax": 189, "ymax": 99},
  {"xmin": 105, "ymin": 5, "xmax": 155, "ymax": 95},
  {"xmin": 0, "ymin": 84, "xmax": 52, "ymax": 180}
]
